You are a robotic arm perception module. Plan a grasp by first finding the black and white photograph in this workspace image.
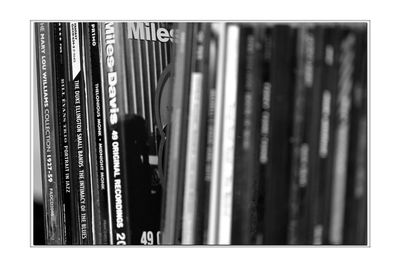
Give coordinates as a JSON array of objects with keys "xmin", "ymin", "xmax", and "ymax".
[
  {"xmin": 32, "ymin": 21, "xmax": 368, "ymax": 246},
  {"xmin": 3, "ymin": 0, "xmax": 400, "ymax": 266}
]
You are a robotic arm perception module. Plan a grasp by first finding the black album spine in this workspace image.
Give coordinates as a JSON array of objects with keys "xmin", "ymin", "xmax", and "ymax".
[
  {"xmin": 307, "ymin": 26, "xmax": 325, "ymax": 245},
  {"xmin": 83, "ymin": 22, "xmax": 110, "ymax": 245},
  {"xmin": 287, "ymin": 26, "xmax": 315, "ymax": 245},
  {"xmin": 231, "ymin": 26, "xmax": 247, "ymax": 244},
  {"xmin": 232, "ymin": 25, "xmax": 263, "ymax": 245},
  {"xmin": 246, "ymin": 26, "xmax": 264, "ymax": 245},
  {"xmin": 321, "ymin": 26, "xmax": 341, "ymax": 245},
  {"xmin": 35, "ymin": 22, "xmax": 63, "ymax": 245},
  {"xmin": 124, "ymin": 22, "xmax": 152, "ymax": 244},
  {"xmin": 343, "ymin": 26, "xmax": 367, "ymax": 245},
  {"xmin": 299, "ymin": 26, "xmax": 315, "ymax": 245},
  {"xmin": 66, "ymin": 22, "xmax": 93, "ymax": 245},
  {"xmin": 318, "ymin": 26, "xmax": 340, "ymax": 245},
  {"xmin": 257, "ymin": 27, "xmax": 272, "ymax": 244},
  {"xmin": 51, "ymin": 22, "xmax": 73, "ymax": 244},
  {"xmin": 287, "ymin": 26, "xmax": 305, "ymax": 245},
  {"xmin": 124, "ymin": 22, "xmax": 153, "ymax": 245},
  {"xmin": 99, "ymin": 22, "xmax": 131, "ymax": 245},
  {"xmin": 263, "ymin": 25, "xmax": 295, "ymax": 245},
  {"xmin": 62, "ymin": 22, "xmax": 81, "ymax": 244}
]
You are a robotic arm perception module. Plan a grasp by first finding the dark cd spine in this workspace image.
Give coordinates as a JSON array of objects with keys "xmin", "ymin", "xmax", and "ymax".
[
  {"xmin": 317, "ymin": 26, "xmax": 340, "ymax": 245},
  {"xmin": 343, "ymin": 26, "xmax": 367, "ymax": 245},
  {"xmin": 83, "ymin": 22, "xmax": 110, "ymax": 245},
  {"xmin": 62, "ymin": 22, "xmax": 80, "ymax": 245},
  {"xmin": 232, "ymin": 25, "xmax": 263, "ymax": 245},
  {"xmin": 99, "ymin": 22, "xmax": 131, "ymax": 245},
  {"xmin": 263, "ymin": 25, "xmax": 296, "ymax": 245},
  {"xmin": 35, "ymin": 22, "xmax": 63, "ymax": 245},
  {"xmin": 307, "ymin": 26, "xmax": 326, "ymax": 245},
  {"xmin": 66, "ymin": 22, "xmax": 93, "ymax": 244},
  {"xmin": 321, "ymin": 26, "xmax": 341, "ymax": 245},
  {"xmin": 51, "ymin": 22, "xmax": 73, "ymax": 244},
  {"xmin": 287, "ymin": 26, "xmax": 315, "ymax": 245},
  {"xmin": 123, "ymin": 22, "xmax": 151, "ymax": 245},
  {"xmin": 257, "ymin": 26, "xmax": 272, "ymax": 244},
  {"xmin": 231, "ymin": 25, "xmax": 248, "ymax": 244}
]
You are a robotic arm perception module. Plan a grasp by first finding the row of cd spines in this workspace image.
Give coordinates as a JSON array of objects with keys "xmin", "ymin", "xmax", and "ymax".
[{"xmin": 160, "ymin": 23, "xmax": 367, "ymax": 245}]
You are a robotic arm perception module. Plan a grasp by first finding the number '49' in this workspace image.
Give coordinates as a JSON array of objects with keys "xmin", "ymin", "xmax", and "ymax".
[{"xmin": 140, "ymin": 231, "xmax": 160, "ymax": 245}]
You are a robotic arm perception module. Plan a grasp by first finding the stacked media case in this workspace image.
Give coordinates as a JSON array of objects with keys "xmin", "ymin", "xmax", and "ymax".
[
  {"xmin": 35, "ymin": 21, "xmax": 173, "ymax": 245},
  {"xmin": 34, "ymin": 21, "xmax": 368, "ymax": 245}
]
